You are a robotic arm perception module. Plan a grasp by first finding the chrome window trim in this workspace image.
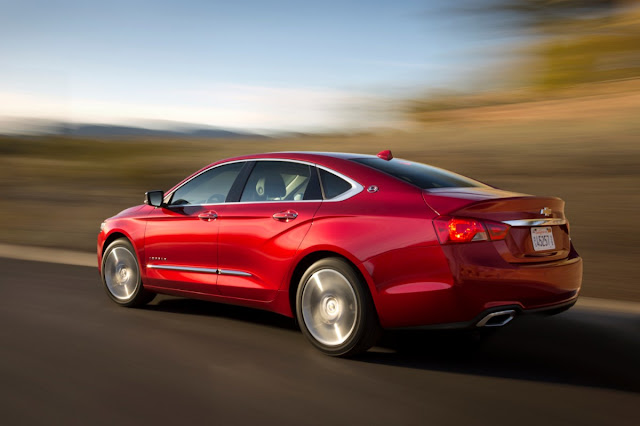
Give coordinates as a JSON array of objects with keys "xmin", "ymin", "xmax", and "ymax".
[
  {"xmin": 503, "ymin": 218, "xmax": 567, "ymax": 227},
  {"xmin": 147, "ymin": 264, "xmax": 252, "ymax": 277},
  {"xmin": 163, "ymin": 158, "xmax": 363, "ymax": 205},
  {"xmin": 316, "ymin": 164, "xmax": 364, "ymax": 202},
  {"xmin": 174, "ymin": 200, "xmax": 324, "ymax": 207}
]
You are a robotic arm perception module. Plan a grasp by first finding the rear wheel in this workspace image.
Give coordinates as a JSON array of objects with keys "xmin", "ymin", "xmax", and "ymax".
[
  {"xmin": 101, "ymin": 238, "xmax": 155, "ymax": 307},
  {"xmin": 296, "ymin": 258, "xmax": 379, "ymax": 357}
]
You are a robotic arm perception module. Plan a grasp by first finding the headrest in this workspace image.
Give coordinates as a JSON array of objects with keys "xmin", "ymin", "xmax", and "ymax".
[{"xmin": 256, "ymin": 171, "xmax": 286, "ymax": 199}]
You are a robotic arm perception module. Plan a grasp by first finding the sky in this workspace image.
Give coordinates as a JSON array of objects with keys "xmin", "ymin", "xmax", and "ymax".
[{"xmin": 0, "ymin": 0, "xmax": 507, "ymax": 133}]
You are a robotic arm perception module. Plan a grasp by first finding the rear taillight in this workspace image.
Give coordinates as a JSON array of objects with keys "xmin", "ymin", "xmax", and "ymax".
[
  {"xmin": 433, "ymin": 217, "xmax": 487, "ymax": 243},
  {"xmin": 485, "ymin": 221, "xmax": 510, "ymax": 240},
  {"xmin": 433, "ymin": 216, "xmax": 510, "ymax": 244}
]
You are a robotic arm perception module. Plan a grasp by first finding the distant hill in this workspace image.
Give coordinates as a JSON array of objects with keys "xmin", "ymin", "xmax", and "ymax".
[
  {"xmin": 62, "ymin": 124, "xmax": 266, "ymax": 139},
  {"xmin": 0, "ymin": 119, "xmax": 268, "ymax": 138}
]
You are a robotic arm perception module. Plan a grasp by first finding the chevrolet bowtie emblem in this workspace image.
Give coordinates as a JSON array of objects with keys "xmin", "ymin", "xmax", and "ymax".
[{"xmin": 540, "ymin": 207, "xmax": 552, "ymax": 217}]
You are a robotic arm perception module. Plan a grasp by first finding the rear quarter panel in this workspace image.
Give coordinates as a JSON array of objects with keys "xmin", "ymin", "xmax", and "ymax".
[{"xmin": 293, "ymin": 176, "xmax": 458, "ymax": 327}]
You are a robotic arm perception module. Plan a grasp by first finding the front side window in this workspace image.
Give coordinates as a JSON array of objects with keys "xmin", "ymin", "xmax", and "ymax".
[
  {"xmin": 169, "ymin": 162, "xmax": 244, "ymax": 205},
  {"xmin": 240, "ymin": 161, "xmax": 321, "ymax": 202}
]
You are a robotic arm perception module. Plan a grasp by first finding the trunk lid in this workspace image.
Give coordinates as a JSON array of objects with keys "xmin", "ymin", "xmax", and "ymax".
[{"xmin": 423, "ymin": 188, "xmax": 571, "ymax": 263}]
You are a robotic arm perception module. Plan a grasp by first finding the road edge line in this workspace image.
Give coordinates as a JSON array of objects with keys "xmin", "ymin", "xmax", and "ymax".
[
  {"xmin": 0, "ymin": 243, "xmax": 95, "ymax": 268},
  {"xmin": 0, "ymin": 243, "xmax": 638, "ymax": 314}
]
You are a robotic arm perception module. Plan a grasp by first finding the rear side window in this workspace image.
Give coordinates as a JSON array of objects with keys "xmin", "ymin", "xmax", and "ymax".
[
  {"xmin": 239, "ymin": 161, "xmax": 322, "ymax": 202},
  {"xmin": 319, "ymin": 169, "xmax": 352, "ymax": 199},
  {"xmin": 351, "ymin": 158, "xmax": 489, "ymax": 189}
]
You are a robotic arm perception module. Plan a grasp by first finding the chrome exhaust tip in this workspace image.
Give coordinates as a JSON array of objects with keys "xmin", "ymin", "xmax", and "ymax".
[{"xmin": 476, "ymin": 310, "xmax": 516, "ymax": 327}]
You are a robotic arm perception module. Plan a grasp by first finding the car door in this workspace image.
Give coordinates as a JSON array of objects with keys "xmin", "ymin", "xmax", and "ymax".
[
  {"xmin": 144, "ymin": 161, "xmax": 246, "ymax": 294},
  {"xmin": 215, "ymin": 160, "xmax": 323, "ymax": 301}
]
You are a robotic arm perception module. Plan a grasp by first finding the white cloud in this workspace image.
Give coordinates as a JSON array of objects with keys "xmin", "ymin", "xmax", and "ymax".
[{"xmin": 0, "ymin": 83, "xmax": 401, "ymax": 133}]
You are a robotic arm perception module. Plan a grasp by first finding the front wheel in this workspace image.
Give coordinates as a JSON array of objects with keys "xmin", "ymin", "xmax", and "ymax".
[
  {"xmin": 101, "ymin": 238, "xmax": 155, "ymax": 307},
  {"xmin": 296, "ymin": 258, "xmax": 380, "ymax": 357}
]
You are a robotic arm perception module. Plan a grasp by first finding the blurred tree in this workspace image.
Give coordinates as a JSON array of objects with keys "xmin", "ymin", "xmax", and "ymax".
[
  {"xmin": 408, "ymin": 1, "xmax": 640, "ymax": 118},
  {"xmin": 485, "ymin": 0, "xmax": 640, "ymax": 89},
  {"xmin": 482, "ymin": 0, "xmax": 618, "ymax": 28}
]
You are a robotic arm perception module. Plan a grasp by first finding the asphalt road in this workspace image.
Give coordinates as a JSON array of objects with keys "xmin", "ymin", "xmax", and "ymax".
[{"xmin": 1, "ymin": 258, "xmax": 638, "ymax": 426}]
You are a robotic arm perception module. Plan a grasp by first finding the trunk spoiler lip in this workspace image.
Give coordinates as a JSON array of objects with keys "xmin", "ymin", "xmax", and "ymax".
[
  {"xmin": 422, "ymin": 189, "xmax": 565, "ymax": 219},
  {"xmin": 422, "ymin": 188, "xmax": 568, "ymax": 223}
]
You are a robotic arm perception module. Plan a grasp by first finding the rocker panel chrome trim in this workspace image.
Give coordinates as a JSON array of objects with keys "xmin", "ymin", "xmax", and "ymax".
[
  {"xmin": 218, "ymin": 269, "xmax": 252, "ymax": 277},
  {"xmin": 146, "ymin": 264, "xmax": 252, "ymax": 277},
  {"xmin": 146, "ymin": 264, "xmax": 219, "ymax": 274}
]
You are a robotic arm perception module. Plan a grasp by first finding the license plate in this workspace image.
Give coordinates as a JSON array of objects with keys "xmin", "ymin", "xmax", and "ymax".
[{"xmin": 531, "ymin": 226, "xmax": 556, "ymax": 251}]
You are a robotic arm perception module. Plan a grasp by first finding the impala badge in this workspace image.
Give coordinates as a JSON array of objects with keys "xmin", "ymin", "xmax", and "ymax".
[{"xmin": 540, "ymin": 207, "xmax": 552, "ymax": 217}]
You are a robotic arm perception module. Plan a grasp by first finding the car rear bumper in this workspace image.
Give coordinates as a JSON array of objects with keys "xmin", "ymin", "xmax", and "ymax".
[
  {"xmin": 450, "ymin": 243, "xmax": 582, "ymax": 313},
  {"xmin": 390, "ymin": 297, "xmax": 578, "ymax": 330},
  {"xmin": 370, "ymin": 242, "xmax": 583, "ymax": 329}
]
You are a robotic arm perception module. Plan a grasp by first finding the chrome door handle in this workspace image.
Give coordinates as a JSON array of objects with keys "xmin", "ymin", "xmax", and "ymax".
[
  {"xmin": 272, "ymin": 210, "xmax": 298, "ymax": 222},
  {"xmin": 198, "ymin": 211, "xmax": 218, "ymax": 221}
]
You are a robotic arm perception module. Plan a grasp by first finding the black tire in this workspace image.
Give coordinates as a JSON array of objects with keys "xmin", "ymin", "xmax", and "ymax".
[
  {"xmin": 101, "ymin": 238, "xmax": 155, "ymax": 307},
  {"xmin": 296, "ymin": 257, "xmax": 380, "ymax": 357}
]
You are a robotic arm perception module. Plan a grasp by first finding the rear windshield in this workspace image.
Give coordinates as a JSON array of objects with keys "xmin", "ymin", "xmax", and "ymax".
[{"xmin": 352, "ymin": 158, "xmax": 489, "ymax": 190}]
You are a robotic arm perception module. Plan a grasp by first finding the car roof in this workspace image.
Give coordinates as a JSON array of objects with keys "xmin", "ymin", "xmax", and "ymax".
[
  {"xmin": 222, "ymin": 151, "xmax": 375, "ymax": 162},
  {"xmin": 166, "ymin": 150, "xmax": 419, "ymax": 196}
]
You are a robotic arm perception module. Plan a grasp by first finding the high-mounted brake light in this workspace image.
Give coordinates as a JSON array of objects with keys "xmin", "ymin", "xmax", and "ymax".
[
  {"xmin": 433, "ymin": 216, "xmax": 510, "ymax": 244},
  {"xmin": 377, "ymin": 150, "xmax": 393, "ymax": 161}
]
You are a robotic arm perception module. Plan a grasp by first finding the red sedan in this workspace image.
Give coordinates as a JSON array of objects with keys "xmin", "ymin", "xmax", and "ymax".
[{"xmin": 98, "ymin": 150, "xmax": 582, "ymax": 356}]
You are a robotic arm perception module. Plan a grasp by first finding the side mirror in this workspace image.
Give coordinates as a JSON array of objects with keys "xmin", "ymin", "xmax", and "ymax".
[{"xmin": 145, "ymin": 190, "xmax": 165, "ymax": 207}]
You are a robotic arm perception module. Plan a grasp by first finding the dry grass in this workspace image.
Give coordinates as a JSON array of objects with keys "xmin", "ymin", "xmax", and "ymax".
[{"xmin": 1, "ymin": 89, "xmax": 638, "ymax": 302}]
